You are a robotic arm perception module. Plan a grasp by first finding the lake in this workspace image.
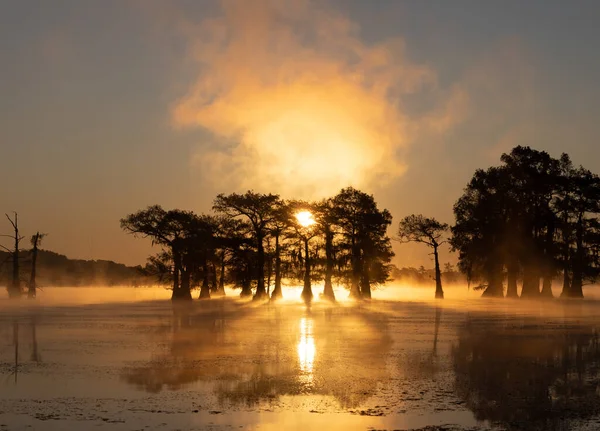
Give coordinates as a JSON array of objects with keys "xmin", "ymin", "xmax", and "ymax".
[{"xmin": 2, "ymin": 286, "xmax": 600, "ymax": 430}]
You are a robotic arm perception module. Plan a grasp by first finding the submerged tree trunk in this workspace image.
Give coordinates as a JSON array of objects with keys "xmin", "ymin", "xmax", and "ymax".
[
  {"xmin": 217, "ymin": 252, "xmax": 226, "ymax": 296},
  {"xmin": 271, "ymin": 234, "xmax": 283, "ymax": 300},
  {"xmin": 254, "ymin": 232, "xmax": 267, "ymax": 300},
  {"xmin": 28, "ymin": 232, "xmax": 41, "ymax": 299},
  {"xmin": 209, "ymin": 262, "xmax": 220, "ymax": 295},
  {"xmin": 6, "ymin": 213, "xmax": 22, "ymax": 298},
  {"xmin": 433, "ymin": 245, "xmax": 444, "ymax": 299},
  {"xmin": 199, "ymin": 260, "xmax": 211, "ymax": 299},
  {"xmin": 180, "ymin": 267, "xmax": 193, "ymax": 300},
  {"xmin": 322, "ymin": 226, "xmax": 335, "ymax": 301},
  {"xmin": 240, "ymin": 262, "xmax": 252, "ymax": 298},
  {"xmin": 360, "ymin": 260, "xmax": 372, "ymax": 299},
  {"xmin": 481, "ymin": 261, "xmax": 504, "ymax": 297},
  {"xmin": 266, "ymin": 252, "xmax": 272, "ymax": 297},
  {"xmin": 520, "ymin": 264, "xmax": 541, "ymax": 298},
  {"xmin": 506, "ymin": 259, "xmax": 519, "ymax": 298},
  {"xmin": 569, "ymin": 215, "xmax": 585, "ymax": 298},
  {"xmin": 301, "ymin": 238, "xmax": 313, "ymax": 302},
  {"xmin": 170, "ymin": 248, "xmax": 183, "ymax": 300},
  {"xmin": 350, "ymin": 237, "xmax": 361, "ymax": 298},
  {"xmin": 540, "ymin": 220, "xmax": 555, "ymax": 298},
  {"xmin": 561, "ymin": 268, "xmax": 571, "ymax": 298},
  {"xmin": 541, "ymin": 276, "xmax": 553, "ymax": 297}
]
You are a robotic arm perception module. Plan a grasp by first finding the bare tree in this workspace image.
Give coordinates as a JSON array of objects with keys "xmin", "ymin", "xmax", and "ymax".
[
  {"xmin": 1, "ymin": 213, "xmax": 25, "ymax": 298},
  {"xmin": 397, "ymin": 214, "xmax": 449, "ymax": 299},
  {"xmin": 28, "ymin": 232, "xmax": 47, "ymax": 298}
]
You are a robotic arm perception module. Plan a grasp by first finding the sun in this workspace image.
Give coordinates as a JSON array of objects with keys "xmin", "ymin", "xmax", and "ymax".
[{"xmin": 296, "ymin": 210, "xmax": 316, "ymax": 228}]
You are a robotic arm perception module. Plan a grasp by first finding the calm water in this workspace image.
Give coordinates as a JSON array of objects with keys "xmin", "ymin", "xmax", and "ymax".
[{"xmin": 2, "ymin": 287, "xmax": 600, "ymax": 430}]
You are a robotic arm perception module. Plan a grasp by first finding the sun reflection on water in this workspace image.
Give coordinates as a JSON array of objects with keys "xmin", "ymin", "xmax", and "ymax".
[{"xmin": 297, "ymin": 317, "xmax": 315, "ymax": 385}]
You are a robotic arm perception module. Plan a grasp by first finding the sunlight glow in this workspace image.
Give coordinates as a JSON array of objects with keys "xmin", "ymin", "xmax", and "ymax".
[
  {"xmin": 297, "ymin": 317, "xmax": 315, "ymax": 385},
  {"xmin": 296, "ymin": 211, "xmax": 316, "ymax": 228}
]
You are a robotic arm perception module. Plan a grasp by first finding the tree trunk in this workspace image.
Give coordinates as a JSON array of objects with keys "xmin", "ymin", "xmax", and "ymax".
[
  {"xmin": 301, "ymin": 238, "xmax": 313, "ymax": 302},
  {"xmin": 506, "ymin": 259, "xmax": 519, "ymax": 298},
  {"xmin": 254, "ymin": 232, "xmax": 267, "ymax": 300},
  {"xmin": 180, "ymin": 268, "xmax": 192, "ymax": 300},
  {"xmin": 481, "ymin": 261, "xmax": 504, "ymax": 297},
  {"xmin": 360, "ymin": 260, "xmax": 372, "ymax": 299},
  {"xmin": 28, "ymin": 232, "xmax": 40, "ymax": 299},
  {"xmin": 199, "ymin": 260, "xmax": 211, "ymax": 299},
  {"xmin": 540, "ymin": 276, "xmax": 553, "ymax": 298},
  {"xmin": 433, "ymin": 245, "xmax": 444, "ymax": 299},
  {"xmin": 569, "ymin": 215, "xmax": 585, "ymax": 298},
  {"xmin": 7, "ymin": 213, "xmax": 22, "ymax": 298},
  {"xmin": 171, "ymin": 248, "xmax": 182, "ymax": 300},
  {"xmin": 218, "ymin": 252, "xmax": 226, "ymax": 296},
  {"xmin": 209, "ymin": 262, "xmax": 219, "ymax": 295},
  {"xmin": 540, "ymin": 219, "xmax": 555, "ymax": 298},
  {"xmin": 560, "ymin": 212, "xmax": 572, "ymax": 298},
  {"xmin": 271, "ymin": 234, "xmax": 283, "ymax": 299},
  {"xmin": 322, "ymin": 226, "xmax": 335, "ymax": 301},
  {"xmin": 560, "ymin": 267, "xmax": 571, "ymax": 298},
  {"xmin": 350, "ymin": 236, "xmax": 361, "ymax": 298},
  {"xmin": 240, "ymin": 262, "xmax": 252, "ymax": 297},
  {"xmin": 520, "ymin": 264, "xmax": 541, "ymax": 298},
  {"xmin": 266, "ymin": 253, "xmax": 272, "ymax": 297}
]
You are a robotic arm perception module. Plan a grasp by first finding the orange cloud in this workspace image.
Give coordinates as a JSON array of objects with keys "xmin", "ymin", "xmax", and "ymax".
[{"xmin": 170, "ymin": 0, "xmax": 461, "ymax": 198}]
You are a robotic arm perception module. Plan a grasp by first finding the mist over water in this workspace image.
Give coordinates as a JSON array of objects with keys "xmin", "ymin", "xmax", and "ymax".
[{"xmin": 2, "ymin": 286, "xmax": 600, "ymax": 430}]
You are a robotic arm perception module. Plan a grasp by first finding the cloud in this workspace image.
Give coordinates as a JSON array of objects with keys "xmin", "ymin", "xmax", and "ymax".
[{"xmin": 169, "ymin": 0, "xmax": 464, "ymax": 198}]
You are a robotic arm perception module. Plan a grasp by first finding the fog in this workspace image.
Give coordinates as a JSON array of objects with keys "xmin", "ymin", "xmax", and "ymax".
[{"xmin": 3, "ymin": 286, "xmax": 600, "ymax": 430}]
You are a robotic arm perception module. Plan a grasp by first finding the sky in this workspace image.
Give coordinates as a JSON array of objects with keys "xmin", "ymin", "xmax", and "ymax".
[{"xmin": 1, "ymin": 0, "xmax": 600, "ymax": 269}]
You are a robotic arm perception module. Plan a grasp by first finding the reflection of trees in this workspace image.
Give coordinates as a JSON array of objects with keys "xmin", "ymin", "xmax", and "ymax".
[
  {"xmin": 453, "ymin": 317, "xmax": 600, "ymax": 430},
  {"xmin": 122, "ymin": 301, "xmax": 391, "ymax": 410},
  {"xmin": 2, "ymin": 316, "xmax": 40, "ymax": 384}
]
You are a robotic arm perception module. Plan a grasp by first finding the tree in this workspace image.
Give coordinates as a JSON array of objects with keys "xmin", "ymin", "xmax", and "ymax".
[
  {"xmin": 212, "ymin": 216, "xmax": 249, "ymax": 297},
  {"xmin": 314, "ymin": 199, "xmax": 337, "ymax": 301},
  {"xmin": 451, "ymin": 146, "xmax": 600, "ymax": 299},
  {"xmin": 213, "ymin": 191, "xmax": 282, "ymax": 300},
  {"xmin": 1, "ymin": 212, "xmax": 25, "ymax": 298},
  {"xmin": 288, "ymin": 201, "xmax": 319, "ymax": 302},
  {"xmin": 397, "ymin": 215, "xmax": 449, "ymax": 299},
  {"xmin": 331, "ymin": 188, "xmax": 394, "ymax": 299},
  {"xmin": 452, "ymin": 166, "xmax": 514, "ymax": 297},
  {"xmin": 555, "ymin": 166, "xmax": 600, "ymax": 297},
  {"xmin": 28, "ymin": 232, "xmax": 47, "ymax": 299},
  {"xmin": 121, "ymin": 206, "xmax": 197, "ymax": 300},
  {"xmin": 266, "ymin": 201, "xmax": 293, "ymax": 300}
]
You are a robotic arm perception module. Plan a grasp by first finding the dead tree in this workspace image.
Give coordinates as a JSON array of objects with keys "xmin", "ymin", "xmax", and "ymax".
[
  {"xmin": 1, "ymin": 213, "xmax": 25, "ymax": 298},
  {"xmin": 28, "ymin": 232, "xmax": 46, "ymax": 299}
]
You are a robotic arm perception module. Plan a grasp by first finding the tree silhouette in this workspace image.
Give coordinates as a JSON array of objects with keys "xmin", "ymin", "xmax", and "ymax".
[
  {"xmin": 1, "ymin": 212, "xmax": 25, "ymax": 298},
  {"xmin": 314, "ymin": 199, "xmax": 337, "ymax": 301},
  {"xmin": 397, "ymin": 214, "xmax": 449, "ymax": 299},
  {"xmin": 451, "ymin": 146, "xmax": 600, "ymax": 298},
  {"xmin": 28, "ymin": 232, "xmax": 47, "ymax": 299},
  {"xmin": 121, "ymin": 206, "xmax": 199, "ymax": 300},
  {"xmin": 288, "ymin": 200, "xmax": 319, "ymax": 302},
  {"xmin": 330, "ymin": 188, "xmax": 394, "ymax": 299},
  {"xmin": 213, "ymin": 191, "xmax": 282, "ymax": 300}
]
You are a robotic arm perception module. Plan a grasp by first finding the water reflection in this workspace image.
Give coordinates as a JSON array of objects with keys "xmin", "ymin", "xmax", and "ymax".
[
  {"xmin": 122, "ymin": 300, "xmax": 391, "ymax": 410},
  {"xmin": 453, "ymin": 316, "xmax": 600, "ymax": 430},
  {"xmin": 297, "ymin": 317, "xmax": 315, "ymax": 385},
  {"xmin": 1, "ymin": 317, "xmax": 41, "ymax": 385}
]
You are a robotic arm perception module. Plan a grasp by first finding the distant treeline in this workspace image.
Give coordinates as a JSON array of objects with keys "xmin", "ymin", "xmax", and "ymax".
[
  {"xmin": 390, "ymin": 264, "xmax": 465, "ymax": 286},
  {"xmin": 0, "ymin": 249, "xmax": 152, "ymax": 288}
]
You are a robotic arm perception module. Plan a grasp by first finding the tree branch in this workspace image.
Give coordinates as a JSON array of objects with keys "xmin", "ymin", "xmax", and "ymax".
[{"xmin": 5, "ymin": 213, "xmax": 17, "ymax": 230}]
